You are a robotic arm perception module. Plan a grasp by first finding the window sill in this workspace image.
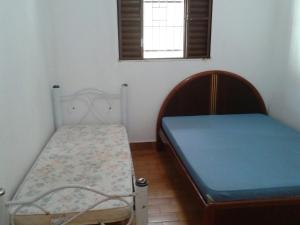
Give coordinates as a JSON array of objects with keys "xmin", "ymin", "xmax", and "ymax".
[{"xmin": 118, "ymin": 57, "xmax": 211, "ymax": 63}]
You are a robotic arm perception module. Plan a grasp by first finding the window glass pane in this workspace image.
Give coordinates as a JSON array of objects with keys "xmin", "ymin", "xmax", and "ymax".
[{"xmin": 143, "ymin": 0, "xmax": 185, "ymax": 59}]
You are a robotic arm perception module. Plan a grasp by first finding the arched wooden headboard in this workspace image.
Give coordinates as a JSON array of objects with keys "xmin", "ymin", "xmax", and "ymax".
[{"xmin": 156, "ymin": 70, "xmax": 267, "ymax": 145}]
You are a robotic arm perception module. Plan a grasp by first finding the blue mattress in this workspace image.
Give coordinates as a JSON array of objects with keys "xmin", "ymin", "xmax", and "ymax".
[{"xmin": 162, "ymin": 114, "xmax": 300, "ymax": 202}]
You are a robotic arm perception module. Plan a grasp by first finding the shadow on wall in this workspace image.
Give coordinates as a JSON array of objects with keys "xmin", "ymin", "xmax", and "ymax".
[
  {"xmin": 288, "ymin": 0, "xmax": 300, "ymax": 76},
  {"xmin": 273, "ymin": 0, "xmax": 300, "ymax": 130}
]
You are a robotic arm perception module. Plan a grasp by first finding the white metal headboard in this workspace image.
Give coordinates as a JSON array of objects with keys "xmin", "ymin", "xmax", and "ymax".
[{"xmin": 52, "ymin": 84, "xmax": 128, "ymax": 130}]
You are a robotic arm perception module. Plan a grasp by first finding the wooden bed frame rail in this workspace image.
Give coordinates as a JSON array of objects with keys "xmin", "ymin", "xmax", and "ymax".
[{"xmin": 156, "ymin": 70, "xmax": 300, "ymax": 225}]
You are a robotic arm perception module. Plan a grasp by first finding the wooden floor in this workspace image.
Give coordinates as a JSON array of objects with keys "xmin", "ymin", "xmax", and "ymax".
[{"xmin": 131, "ymin": 143, "xmax": 202, "ymax": 225}]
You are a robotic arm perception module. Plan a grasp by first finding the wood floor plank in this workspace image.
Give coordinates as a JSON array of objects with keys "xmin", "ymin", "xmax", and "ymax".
[{"xmin": 131, "ymin": 145, "xmax": 203, "ymax": 225}]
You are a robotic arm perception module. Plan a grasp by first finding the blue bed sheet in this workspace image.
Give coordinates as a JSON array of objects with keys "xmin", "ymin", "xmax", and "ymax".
[{"xmin": 162, "ymin": 114, "xmax": 300, "ymax": 202}]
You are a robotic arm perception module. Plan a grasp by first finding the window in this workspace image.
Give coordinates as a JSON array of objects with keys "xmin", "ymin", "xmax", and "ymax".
[
  {"xmin": 118, "ymin": 0, "xmax": 213, "ymax": 60},
  {"xmin": 143, "ymin": 0, "xmax": 185, "ymax": 58}
]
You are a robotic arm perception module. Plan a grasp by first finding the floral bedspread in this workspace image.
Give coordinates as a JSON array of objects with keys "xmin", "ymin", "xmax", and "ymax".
[{"xmin": 11, "ymin": 124, "xmax": 133, "ymax": 215}]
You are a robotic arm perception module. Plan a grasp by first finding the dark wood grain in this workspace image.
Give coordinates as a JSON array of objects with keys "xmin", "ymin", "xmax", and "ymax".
[
  {"xmin": 156, "ymin": 71, "xmax": 300, "ymax": 225},
  {"xmin": 156, "ymin": 70, "xmax": 267, "ymax": 150}
]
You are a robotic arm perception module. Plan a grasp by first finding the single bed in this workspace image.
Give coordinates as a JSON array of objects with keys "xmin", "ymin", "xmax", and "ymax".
[
  {"xmin": 157, "ymin": 71, "xmax": 300, "ymax": 225},
  {"xmin": 10, "ymin": 124, "xmax": 132, "ymax": 225},
  {"xmin": 6, "ymin": 85, "xmax": 148, "ymax": 225}
]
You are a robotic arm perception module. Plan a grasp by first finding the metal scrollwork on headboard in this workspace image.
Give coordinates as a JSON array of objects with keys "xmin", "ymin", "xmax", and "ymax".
[{"xmin": 52, "ymin": 84, "xmax": 128, "ymax": 130}]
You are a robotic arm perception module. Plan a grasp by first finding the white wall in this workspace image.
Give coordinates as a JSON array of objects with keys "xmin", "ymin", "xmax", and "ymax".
[
  {"xmin": 285, "ymin": 1, "xmax": 300, "ymax": 129},
  {"xmin": 0, "ymin": 1, "xmax": 54, "ymax": 222},
  {"xmin": 50, "ymin": 0, "xmax": 279, "ymax": 142},
  {"xmin": 269, "ymin": 0, "xmax": 300, "ymax": 131},
  {"xmin": 0, "ymin": 1, "xmax": 298, "ymax": 223}
]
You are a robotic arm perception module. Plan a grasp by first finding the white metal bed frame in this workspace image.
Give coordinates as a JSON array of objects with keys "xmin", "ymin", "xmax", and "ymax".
[
  {"xmin": 2, "ymin": 84, "xmax": 148, "ymax": 225},
  {"xmin": 52, "ymin": 84, "xmax": 129, "ymax": 130}
]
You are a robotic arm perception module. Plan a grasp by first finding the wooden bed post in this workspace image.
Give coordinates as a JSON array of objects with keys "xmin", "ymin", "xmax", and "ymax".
[{"xmin": 156, "ymin": 136, "xmax": 164, "ymax": 151}]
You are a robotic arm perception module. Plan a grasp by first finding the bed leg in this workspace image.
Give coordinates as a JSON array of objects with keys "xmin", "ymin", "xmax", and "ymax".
[
  {"xmin": 202, "ymin": 207, "xmax": 214, "ymax": 225},
  {"xmin": 156, "ymin": 137, "xmax": 164, "ymax": 151},
  {"xmin": 135, "ymin": 178, "xmax": 148, "ymax": 225},
  {"xmin": 0, "ymin": 188, "xmax": 8, "ymax": 225}
]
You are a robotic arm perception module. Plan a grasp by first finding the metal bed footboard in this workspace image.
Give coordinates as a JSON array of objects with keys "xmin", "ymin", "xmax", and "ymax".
[{"xmin": 4, "ymin": 177, "xmax": 148, "ymax": 225}]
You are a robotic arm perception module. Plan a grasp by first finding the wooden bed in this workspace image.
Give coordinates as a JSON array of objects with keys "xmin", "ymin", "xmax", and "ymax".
[{"xmin": 156, "ymin": 70, "xmax": 300, "ymax": 225}]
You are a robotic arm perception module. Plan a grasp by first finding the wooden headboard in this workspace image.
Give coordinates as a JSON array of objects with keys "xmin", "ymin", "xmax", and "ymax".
[{"xmin": 157, "ymin": 70, "xmax": 267, "ymax": 142}]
